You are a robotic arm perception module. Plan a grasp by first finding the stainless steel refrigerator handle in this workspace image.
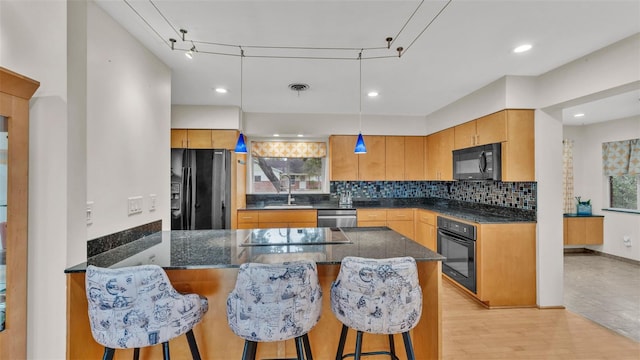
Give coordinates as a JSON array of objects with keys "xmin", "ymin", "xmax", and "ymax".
[{"xmin": 184, "ymin": 167, "xmax": 192, "ymax": 229}]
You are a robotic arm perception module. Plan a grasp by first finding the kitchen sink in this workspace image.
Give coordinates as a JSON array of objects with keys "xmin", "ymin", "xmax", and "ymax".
[{"xmin": 263, "ymin": 204, "xmax": 314, "ymax": 209}]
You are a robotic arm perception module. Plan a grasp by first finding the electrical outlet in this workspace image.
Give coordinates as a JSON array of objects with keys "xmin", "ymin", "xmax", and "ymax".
[
  {"xmin": 127, "ymin": 196, "xmax": 143, "ymax": 215},
  {"xmin": 86, "ymin": 201, "xmax": 94, "ymax": 225},
  {"xmin": 149, "ymin": 194, "xmax": 157, "ymax": 211}
]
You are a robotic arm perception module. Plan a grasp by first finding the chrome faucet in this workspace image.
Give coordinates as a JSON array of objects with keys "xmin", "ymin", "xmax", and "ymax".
[{"xmin": 280, "ymin": 174, "xmax": 294, "ymax": 205}]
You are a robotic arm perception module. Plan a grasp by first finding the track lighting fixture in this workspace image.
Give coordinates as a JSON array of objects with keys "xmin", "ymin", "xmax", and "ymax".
[{"xmin": 185, "ymin": 45, "xmax": 196, "ymax": 59}]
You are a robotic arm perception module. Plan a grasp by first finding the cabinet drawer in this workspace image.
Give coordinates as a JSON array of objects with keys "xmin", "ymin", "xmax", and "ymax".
[
  {"xmin": 357, "ymin": 220, "xmax": 387, "ymax": 227},
  {"xmin": 237, "ymin": 211, "xmax": 259, "ymax": 223},
  {"xmin": 258, "ymin": 210, "xmax": 317, "ymax": 223},
  {"xmin": 386, "ymin": 209, "xmax": 414, "ymax": 221},
  {"xmin": 417, "ymin": 210, "xmax": 436, "ymax": 225},
  {"xmin": 357, "ymin": 209, "xmax": 386, "ymax": 221}
]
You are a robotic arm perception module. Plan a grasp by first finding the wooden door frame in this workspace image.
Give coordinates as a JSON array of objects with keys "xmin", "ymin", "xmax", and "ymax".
[{"xmin": 0, "ymin": 67, "xmax": 40, "ymax": 359}]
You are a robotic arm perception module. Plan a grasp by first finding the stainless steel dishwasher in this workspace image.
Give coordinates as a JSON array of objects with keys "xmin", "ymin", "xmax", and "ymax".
[{"xmin": 317, "ymin": 209, "xmax": 357, "ymax": 228}]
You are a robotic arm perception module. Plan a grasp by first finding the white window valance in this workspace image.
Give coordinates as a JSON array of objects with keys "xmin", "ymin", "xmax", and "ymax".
[
  {"xmin": 251, "ymin": 141, "xmax": 327, "ymax": 158},
  {"xmin": 602, "ymin": 138, "xmax": 640, "ymax": 176}
]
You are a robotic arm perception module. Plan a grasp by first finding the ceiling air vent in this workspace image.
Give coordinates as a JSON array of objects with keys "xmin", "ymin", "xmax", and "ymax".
[{"xmin": 289, "ymin": 83, "xmax": 309, "ymax": 96}]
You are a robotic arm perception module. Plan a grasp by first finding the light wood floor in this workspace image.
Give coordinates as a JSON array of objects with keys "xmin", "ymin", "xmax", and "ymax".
[{"xmin": 441, "ymin": 279, "xmax": 640, "ymax": 359}]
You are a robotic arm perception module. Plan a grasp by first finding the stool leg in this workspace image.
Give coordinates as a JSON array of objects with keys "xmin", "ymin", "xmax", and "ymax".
[
  {"xmin": 162, "ymin": 342, "xmax": 170, "ymax": 360},
  {"xmin": 354, "ymin": 331, "xmax": 364, "ymax": 360},
  {"xmin": 401, "ymin": 331, "xmax": 416, "ymax": 360},
  {"xmin": 295, "ymin": 336, "xmax": 306, "ymax": 360},
  {"xmin": 335, "ymin": 324, "xmax": 349, "ymax": 360},
  {"xmin": 242, "ymin": 340, "xmax": 258, "ymax": 360},
  {"xmin": 133, "ymin": 348, "xmax": 140, "ymax": 360},
  {"xmin": 185, "ymin": 329, "xmax": 202, "ymax": 360},
  {"xmin": 388, "ymin": 334, "xmax": 397, "ymax": 360},
  {"xmin": 102, "ymin": 347, "xmax": 115, "ymax": 360},
  {"xmin": 302, "ymin": 333, "xmax": 313, "ymax": 360}
]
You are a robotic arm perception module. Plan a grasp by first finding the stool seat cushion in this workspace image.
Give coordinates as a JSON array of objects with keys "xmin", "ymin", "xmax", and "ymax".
[
  {"xmin": 330, "ymin": 256, "xmax": 422, "ymax": 335},
  {"xmin": 226, "ymin": 260, "xmax": 322, "ymax": 342},
  {"xmin": 86, "ymin": 265, "xmax": 208, "ymax": 349}
]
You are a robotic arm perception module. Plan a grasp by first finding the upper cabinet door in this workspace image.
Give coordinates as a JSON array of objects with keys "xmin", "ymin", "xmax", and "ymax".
[
  {"xmin": 453, "ymin": 121, "xmax": 476, "ymax": 150},
  {"xmin": 186, "ymin": 129, "xmax": 213, "ymax": 148},
  {"xmin": 329, "ymin": 135, "xmax": 359, "ymax": 180},
  {"xmin": 385, "ymin": 136, "xmax": 405, "ymax": 180},
  {"xmin": 404, "ymin": 136, "xmax": 425, "ymax": 180},
  {"xmin": 358, "ymin": 136, "xmax": 386, "ymax": 181},
  {"xmin": 211, "ymin": 130, "xmax": 239, "ymax": 150},
  {"xmin": 170, "ymin": 129, "xmax": 188, "ymax": 148},
  {"xmin": 476, "ymin": 111, "xmax": 507, "ymax": 146}
]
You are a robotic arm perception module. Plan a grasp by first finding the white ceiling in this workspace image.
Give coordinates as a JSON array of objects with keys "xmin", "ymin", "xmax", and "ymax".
[{"xmin": 95, "ymin": 0, "xmax": 640, "ymax": 124}]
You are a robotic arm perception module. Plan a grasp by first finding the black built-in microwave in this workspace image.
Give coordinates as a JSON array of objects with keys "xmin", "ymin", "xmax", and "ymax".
[{"xmin": 452, "ymin": 143, "xmax": 502, "ymax": 181}]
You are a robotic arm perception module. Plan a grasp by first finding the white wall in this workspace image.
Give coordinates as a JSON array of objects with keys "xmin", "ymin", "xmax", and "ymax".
[
  {"xmin": 564, "ymin": 116, "xmax": 640, "ymax": 261},
  {"xmin": 171, "ymin": 105, "xmax": 240, "ymax": 129},
  {"xmin": 86, "ymin": 1, "xmax": 171, "ymax": 237},
  {"xmin": 245, "ymin": 112, "xmax": 429, "ymax": 137}
]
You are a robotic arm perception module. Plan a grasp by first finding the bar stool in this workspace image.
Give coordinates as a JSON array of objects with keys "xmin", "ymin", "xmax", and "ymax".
[
  {"xmin": 330, "ymin": 256, "xmax": 422, "ymax": 360},
  {"xmin": 226, "ymin": 260, "xmax": 322, "ymax": 360},
  {"xmin": 85, "ymin": 264, "xmax": 208, "ymax": 360}
]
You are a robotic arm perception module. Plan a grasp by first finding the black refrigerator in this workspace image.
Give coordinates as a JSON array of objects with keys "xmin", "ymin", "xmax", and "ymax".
[{"xmin": 170, "ymin": 149, "xmax": 231, "ymax": 230}]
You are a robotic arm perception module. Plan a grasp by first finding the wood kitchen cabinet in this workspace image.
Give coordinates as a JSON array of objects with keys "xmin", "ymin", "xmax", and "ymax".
[
  {"xmin": 501, "ymin": 109, "xmax": 535, "ymax": 181},
  {"xmin": 358, "ymin": 136, "xmax": 386, "ymax": 180},
  {"xmin": 171, "ymin": 129, "xmax": 239, "ymax": 149},
  {"xmin": 453, "ymin": 111, "xmax": 507, "ymax": 149},
  {"xmin": 357, "ymin": 208, "xmax": 414, "ymax": 239},
  {"xmin": 564, "ymin": 216, "xmax": 604, "ymax": 245},
  {"xmin": 385, "ymin": 136, "xmax": 426, "ymax": 181},
  {"xmin": 426, "ymin": 128, "xmax": 454, "ymax": 181},
  {"xmin": 415, "ymin": 209, "xmax": 437, "ymax": 251},
  {"xmin": 329, "ymin": 135, "xmax": 359, "ymax": 180},
  {"xmin": 236, "ymin": 210, "xmax": 317, "ymax": 229},
  {"xmin": 475, "ymin": 222, "xmax": 537, "ymax": 307}
]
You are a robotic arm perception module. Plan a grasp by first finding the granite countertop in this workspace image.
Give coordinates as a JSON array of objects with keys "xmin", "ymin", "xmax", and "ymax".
[
  {"xmin": 65, "ymin": 227, "xmax": 444, "ymax": 273},
  {"xmin": 243, "ymin": 198, "xmax": 536, "ymax": 224},
  {"xmin": 563, "ymin": 213, "xmax": 605, "ymax": 217}
]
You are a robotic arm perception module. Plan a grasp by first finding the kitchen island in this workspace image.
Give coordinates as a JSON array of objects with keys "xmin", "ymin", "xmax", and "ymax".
[{"xmin": 66, "ymin": 227, "xmax": 444, "ymax": 359}]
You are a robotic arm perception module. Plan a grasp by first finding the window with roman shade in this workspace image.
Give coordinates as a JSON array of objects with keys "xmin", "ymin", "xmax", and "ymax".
[
  {"xmin": 250, "ymin": 141, "xmax": 327, "ymax": 194},
  {"xmin": 602, "ymin": 138, "xmax": 640, "ymax": 210}
]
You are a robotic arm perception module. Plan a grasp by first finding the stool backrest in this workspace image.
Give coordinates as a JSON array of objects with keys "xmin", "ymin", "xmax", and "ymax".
[
  {"xmin": 86, "ymin": 264, "xmax": 207, "ymax": 349},
  {"xmin": 226, "ymin": 260, "xmax": 322, "ymax": 342},
  {"xmin": 331, "ymin": 256, "xmax": 422, "ymax": 334}
]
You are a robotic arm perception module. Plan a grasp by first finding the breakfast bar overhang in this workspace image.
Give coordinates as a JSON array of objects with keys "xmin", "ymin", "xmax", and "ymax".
[{"xmin": 65, "ymin": 227, "xmax": 444, "ymax": 359}]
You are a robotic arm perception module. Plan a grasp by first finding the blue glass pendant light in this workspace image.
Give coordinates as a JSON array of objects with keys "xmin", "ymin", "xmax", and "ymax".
[
  {"xmin": 234, "ymin": 49, "xmax": 248, "ymax": 154},
  {"xmin": 354, "ymin": 133, "xmax": 366, "ymax": 154},
  {"xmin": 234, "ymin": 132, "xmax": 247, "ymax": 153},
  {"xmin": 354, "ymin": 52, "xmax": 367, "ymax": 154}
]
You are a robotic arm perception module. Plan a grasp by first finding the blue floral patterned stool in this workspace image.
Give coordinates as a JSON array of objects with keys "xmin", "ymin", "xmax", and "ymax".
[
  {"xmin": 85, "ymin": 264, "xmax": 209, "ymax": 360},
  {"xmin": 330, "ymin": 256, "xmax": 422, "ymax": 360},
  {"xmin": 226, "ymin": 260, "xmax": 323, "ymax": 360}
]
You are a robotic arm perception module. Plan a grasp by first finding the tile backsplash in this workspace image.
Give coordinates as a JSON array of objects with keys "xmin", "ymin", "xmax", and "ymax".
[{"xmin": 330, "ymin": 181, "xmax": 536, "ymax": 210}]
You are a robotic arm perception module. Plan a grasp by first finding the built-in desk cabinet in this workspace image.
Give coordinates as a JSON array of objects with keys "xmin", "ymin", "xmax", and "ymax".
[
  {"xmin": 237, "ymin": 210, "xmax": 317, "ymax": 229},
  {"xmin": 563, "ymin": 216, "xmax": 604, "ymax": 245}
]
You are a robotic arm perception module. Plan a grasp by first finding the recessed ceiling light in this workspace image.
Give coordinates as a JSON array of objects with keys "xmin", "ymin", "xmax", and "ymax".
[
  {"xmin": 215, "ymin": 88, "xmax": 228, "ymax": 94},
  {"xmin": 273, "ymin": 134, "xmax": 280, "ymax": 137},
  {"xmin": 513, "ymin": 44, "xmax": 532, "ymax": 53},
  {"xmin": 574, "ymin": 113, "xmax": 585, "ymax": 118},
  {"xmin": 297, "ymin": 134, "xmax": 304, "ymax": 137},
  {"xmin": 367, "ymin": 91, "xmax": 379, "ymax": 97}
]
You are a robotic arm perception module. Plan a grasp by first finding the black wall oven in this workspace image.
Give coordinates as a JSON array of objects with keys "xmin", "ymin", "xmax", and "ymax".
[{"xmin": 437, "ymin": 216, "xmax": 477, "ymax": 293}]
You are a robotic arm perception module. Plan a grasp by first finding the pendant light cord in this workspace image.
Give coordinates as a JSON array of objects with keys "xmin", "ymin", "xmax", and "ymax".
[
  {"xmin": 240, "ymin": 47, "xmax": 244, "ymax": 131},
  {"xmin": 359, "ymin": 51, "xmax": 362, "ymax": 132}
]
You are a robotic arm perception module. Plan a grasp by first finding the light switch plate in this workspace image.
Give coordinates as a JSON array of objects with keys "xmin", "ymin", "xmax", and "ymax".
[
  {"xmin": 149, "ymin": 194, "xmax": 157, "ymax": 211},
  {"xmin": 127, "ymin": 196, "xmax": 143, "ymax": 215},
  {"xmin": 86, "ymin": 201, "xmax": 94, "ymax": 225}
]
